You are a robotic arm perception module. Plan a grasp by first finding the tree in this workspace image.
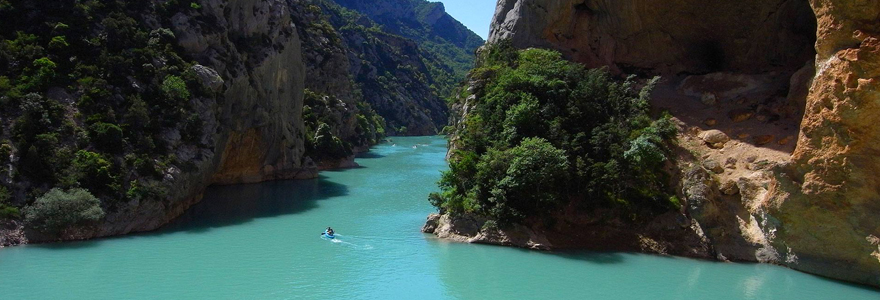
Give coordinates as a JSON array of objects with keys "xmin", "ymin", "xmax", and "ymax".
[
  {"xmin": 70, "ymin": 150, "xmax": 118, "ymax": 196},
  {"xmin": 24, "ymin": 188, "xmax": 105, "ymax": 234},
  {"xmin": 312, "ymin": 123, "xmax": 351, "ymax": 159},
  {"xmin": 89, "ymin": 122, "xmax": 124, "ymax": 153},
  {"xmin": 433, "ymin": 45, "xmax": 679, "ymax": 223},
  {"xmin": 487, "ymin": 138, "xmax": 569, "ymax": 223},
  {"xmin": 161, "ymin": 75, "xmax": 190, "ymax": 100}
]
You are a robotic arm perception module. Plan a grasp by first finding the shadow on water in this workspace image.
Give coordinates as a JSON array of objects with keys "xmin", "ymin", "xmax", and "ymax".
[
  {"xmin": 546, "ymin": 250, "xmax": 626, "ymax": 265},
  {"xmin": 156, "ymin": 175, "xmax": 349, "ymax": 234},
  {"xmin": 356, "ymin": 151, "xmax": 385, "ymax": 159},
  {"xmin": 29, "ymin": 239, "xmax": 104, "ymax": 250},
  {"xmin": 25, "ymin": 176, "xmax": 350, "ymax": 250}
]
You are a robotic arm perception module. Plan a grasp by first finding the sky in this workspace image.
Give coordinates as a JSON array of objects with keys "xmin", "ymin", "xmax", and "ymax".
[{"xmin": 435, "ymin": 0, "xmax": 497, "ymax": 40}]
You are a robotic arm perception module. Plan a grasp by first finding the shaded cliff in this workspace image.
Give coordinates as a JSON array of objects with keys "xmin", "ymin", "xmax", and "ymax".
[
  {"xmin": 0, "ymin": 0, "xmax": 311, "ymax": 243},
  {"xmin": 429, "ymin": 0, "xmax": 880, "ymax": 287},
  {"xmin": 314, "ymin": 0, "xmax": 463, "ymax": 136},
  {"xmin": 489, "ymin": 0, "xmax": 816, "ymax": 76},
  {"xmin": 0, "ymin": 0, "xmax": 465, "ymax": 245},
  {"xmin": 332, "ymin": 0, "xmax": 484, "ymax": 81}
]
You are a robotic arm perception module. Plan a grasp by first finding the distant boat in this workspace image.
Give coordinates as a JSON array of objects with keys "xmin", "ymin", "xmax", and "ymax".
[{"xmin": 412, "ymin": 145, "xmax": 417, "ymax": 149}]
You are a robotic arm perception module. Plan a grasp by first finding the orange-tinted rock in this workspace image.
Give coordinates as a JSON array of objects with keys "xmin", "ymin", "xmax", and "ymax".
[
  {"xmin": 753, "ymin": 135, "xmax": 775, "ymax": 146},
  {"xmin": 489, "ymin": 0, "xmax": 880, "ymax": 287},
  {"xmin": 777, "ymin": 136, "xmax": 794, "ymax": 145},
  {"xmin": 771, "ymin": 0, "xmax": 880, "ymax": 287},
  {"xmin": 727, "ymin": 109, "xmax": 754, "ymax": 123}
]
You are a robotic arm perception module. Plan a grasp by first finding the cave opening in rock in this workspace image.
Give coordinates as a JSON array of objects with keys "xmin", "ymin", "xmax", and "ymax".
[
  {"xmin": 628, "ymin": 0, "xmax": 819, "ymax": 162},
  {"xmin": 697, "ymin": 40, "xmax": 726, "ymax": 73}
]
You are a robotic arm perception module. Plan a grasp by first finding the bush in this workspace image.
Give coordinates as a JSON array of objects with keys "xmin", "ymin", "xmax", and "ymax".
[
  {"xmin": 0, "ymin": 187, "xmax": 19, "ymax": 220},
  {"xmin": 312, "ymin": 123, "xmax": 352, "ymax": 159},
  {"xmin": 24, "ymin": 188, "xmax": 105, "ymax": 234},
  {"xmin": 488, "ymin": 138, "xmax": 569, "ymax": 222},
  {"xmin": 433, "ymin": 44, "xmax": 679, "ymax": 223},
  {"xmin": 89, "ymin": 122, "xmax": 124, "ymax": 152},
  {"xmin": 70, "ymin": 150, "xmax": 119, "ymax": 196},
  {"xmin": 161, "ymin": 75, "xmax": 190, "ymax": 100}
]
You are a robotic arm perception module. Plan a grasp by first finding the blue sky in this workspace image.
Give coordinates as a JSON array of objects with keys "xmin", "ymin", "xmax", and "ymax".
[{"xmin": 435, "ymin": 0, "xmax": 496, "ymax": 40}]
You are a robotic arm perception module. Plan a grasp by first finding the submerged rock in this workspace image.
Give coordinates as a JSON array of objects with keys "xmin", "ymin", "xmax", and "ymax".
[{"xmin": 423, "ymin": 213, "xmax": 552, "ymax": 250}]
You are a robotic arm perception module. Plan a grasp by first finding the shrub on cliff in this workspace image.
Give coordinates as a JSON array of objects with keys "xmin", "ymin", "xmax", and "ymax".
[
  {"xmin": 0, "ymin": 187, "xmax": 19, "ymax": 220},
  {"xmin": 0, "ymin": 0, "xmax": 202, "ymax": 212},
  {"xmin": 312, "ymin": 123, "xmax": 353, "ymax": 159},
  {"xmin": 431, "ymin": 44, "xmax": 678, "ymax": 224},
  {"xmin": 24, "ymin": 188, "xmax": 105, "ymax": 234}
]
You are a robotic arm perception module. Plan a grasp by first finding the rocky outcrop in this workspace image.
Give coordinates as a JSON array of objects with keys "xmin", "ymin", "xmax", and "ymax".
[
  {"xmin": 489, "ymin": 0, "xmax": 816, "ymax": 75},
  {"xmin": 85, "ymin": 0, "xmax": 311, "ymax": 239},
  {"xmin": 469, "ymin": 0, "xmax": 880, "ymax": 287},
  {"xmin": 769, "ymin": 0, "xmax": 880, "ymax": 287},
  {"xmin": 291, "ymin": 0, "xmax": 384, "ymax": 155},
  {"xmin": 423, "ymin": 207, "xmax": 715, "ymax": 257},
  {"xmin": 422, "ymin": 213, "xmax": 553, "ymax": 250}
]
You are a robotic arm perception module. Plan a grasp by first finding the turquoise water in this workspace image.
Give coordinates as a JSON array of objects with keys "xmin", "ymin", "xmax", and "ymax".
[{"xmin": 1, "ymin": 136, "xmax": 878, "ymax": 299}]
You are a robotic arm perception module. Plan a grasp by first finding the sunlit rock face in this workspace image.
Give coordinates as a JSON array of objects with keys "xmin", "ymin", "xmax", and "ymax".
[
  {"xmin": 773, "ymin": 0, "xmax": 880, "ymax": 287},
  {"xmin": 488, "ymin": 0, "xmax": 880, "ymax": 287}
]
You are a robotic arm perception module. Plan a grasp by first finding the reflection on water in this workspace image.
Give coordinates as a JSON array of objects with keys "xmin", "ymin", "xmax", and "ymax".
[{"xmin": 0, "ymin": 136, "xmax": 879, "ymax": 300}]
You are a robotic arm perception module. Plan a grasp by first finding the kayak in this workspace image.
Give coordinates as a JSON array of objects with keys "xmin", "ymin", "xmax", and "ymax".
[{"xmin": 322, "ymin": 232, "xmax": 336, "ymax": 239}]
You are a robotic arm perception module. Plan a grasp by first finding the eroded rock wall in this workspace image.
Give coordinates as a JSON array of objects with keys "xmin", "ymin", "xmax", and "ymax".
[
  {"xmin": 86, "ymin": 0, "xmax": 310, "ymax": 239},
  {"xmin": 487, "ymin": 0, "xmax": 880, "ymax": 287},
  {"xmin": 173, "ymin": 0, "xmax": 308, "ymax": 185},
  {"xmin": 771, "ymin": 0, "xmax": 880, "ymax": 286},
  {"xmin": 490, "ymin": 0, "xmax": 816, "ymax": 75}
]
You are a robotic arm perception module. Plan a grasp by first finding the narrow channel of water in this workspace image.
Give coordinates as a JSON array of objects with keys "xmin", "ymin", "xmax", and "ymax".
[{"xmin": 0, "ymin": 136, "xmax": 877, "ymax": 299}]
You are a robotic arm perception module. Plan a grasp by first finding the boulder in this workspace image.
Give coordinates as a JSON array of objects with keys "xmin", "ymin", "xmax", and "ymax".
[
  {"xmin": 191, "ymin": 65, "xmax": 224, "ymax": 92},
  {"xmin": 720, "ymin": 180, "xmax": 739, "ymax": 195},
  {"xmin": 702, "ymin": 159, "xmax": 724, "ymax": 174},
  {"xmin": 698, "ymin": 130, "xmax": 730, "ymax": 145}
]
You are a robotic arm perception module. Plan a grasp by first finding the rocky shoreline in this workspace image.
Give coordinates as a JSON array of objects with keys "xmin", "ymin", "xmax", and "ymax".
[
  {"xmin": 422, "ymin": 213, "xmax": 552, "ymax": 250},
  {"xmin": 0, "ymin": 153, "xmax": 361, "ymax": 249}
]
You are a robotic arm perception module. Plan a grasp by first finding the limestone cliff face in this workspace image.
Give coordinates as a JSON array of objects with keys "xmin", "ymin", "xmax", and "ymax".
[
  {"xmin": 490, "ymin": 0, "xmax": 816, "ymax": 75},
  {"xmin": 771, "ymin": 0, "xmax": 880, "ymax": 286},
  {"xmin": 484, "ymin": 0, "xmax": 880, "ymax": 287},
  {"xmin": 63, "ymin": 0, "xmax": 311, "ymax": 240},
  {"xmin": 172, "ymin": 0, "xmax": 309, "ymax": 184}
]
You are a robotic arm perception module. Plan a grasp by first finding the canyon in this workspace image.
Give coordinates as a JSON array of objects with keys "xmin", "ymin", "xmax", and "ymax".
[{"xmin": 428, "ymin": 0, "xmax": 879, "ymax": 287}]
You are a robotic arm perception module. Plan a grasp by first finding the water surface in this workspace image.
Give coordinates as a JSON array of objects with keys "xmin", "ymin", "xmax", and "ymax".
[{"xmin": 1, "ymin": 136, "xmax": 878, "ymax": 299}]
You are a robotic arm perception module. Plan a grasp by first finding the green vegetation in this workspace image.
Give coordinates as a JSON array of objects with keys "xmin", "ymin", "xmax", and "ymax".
[
  {"xmin": 0, "ymin": 187, "xmax": 18, "ymax": 219},
  {"xmin": 332, "ymin": 0, "xmax": 483, "ymax": 83},
  {"xmin": 23, "ymin": 188, "xmax": 105, "ymax": 234},
  {"xmin": 313, "ymin": 1, "xmax": 450, "ymax": 134},
  {"xmin": 302, "ymin": 89, "xmax": 385, "ymax": 161},
  {"xmin": 0, "ymin": 1, "xmax": 205, "ymax": 231},
  {"xmin": 431, "ymin": 42, "xmax": 678, "ymax": 225}
]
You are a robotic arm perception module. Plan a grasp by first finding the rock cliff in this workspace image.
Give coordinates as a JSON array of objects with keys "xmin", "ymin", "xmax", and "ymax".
[
  {"xmin": 90, "ymin": 0, "xmax": 312, "ymax": 239},
  {"xmin": 427, "ymin": 0, "xmax": 880, "ymax": 287},
  {"xmin": 771, "ymin": 0, "xmax": 880, "ymax": 287},
  {"xmin": 489, "ymin": 0, "xmax": 816, "ymax": 75},
  {"xmin": 0, "ymin": 0, "xmax": 467, "ymax": 245}
]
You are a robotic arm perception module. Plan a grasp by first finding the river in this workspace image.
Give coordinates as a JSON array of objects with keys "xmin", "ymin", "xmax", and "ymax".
[{"xmin": 0, "ymin": 136, "xmax": 877, "ymax": 299}]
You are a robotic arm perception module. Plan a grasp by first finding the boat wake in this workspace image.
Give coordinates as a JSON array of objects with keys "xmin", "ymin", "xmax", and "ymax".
[{"xmin": 322, "ymin": 234, "xmax": 373, "ymax": 250}]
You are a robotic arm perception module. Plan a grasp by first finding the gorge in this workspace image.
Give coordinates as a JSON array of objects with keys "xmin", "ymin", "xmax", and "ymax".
[
  {"xmin": 0, "ymin": 0, "xmax": 878, "ymax": 294},
  {"xmin": 426, "ymin": 0, "xmax": 880, "ymax": 288}
]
